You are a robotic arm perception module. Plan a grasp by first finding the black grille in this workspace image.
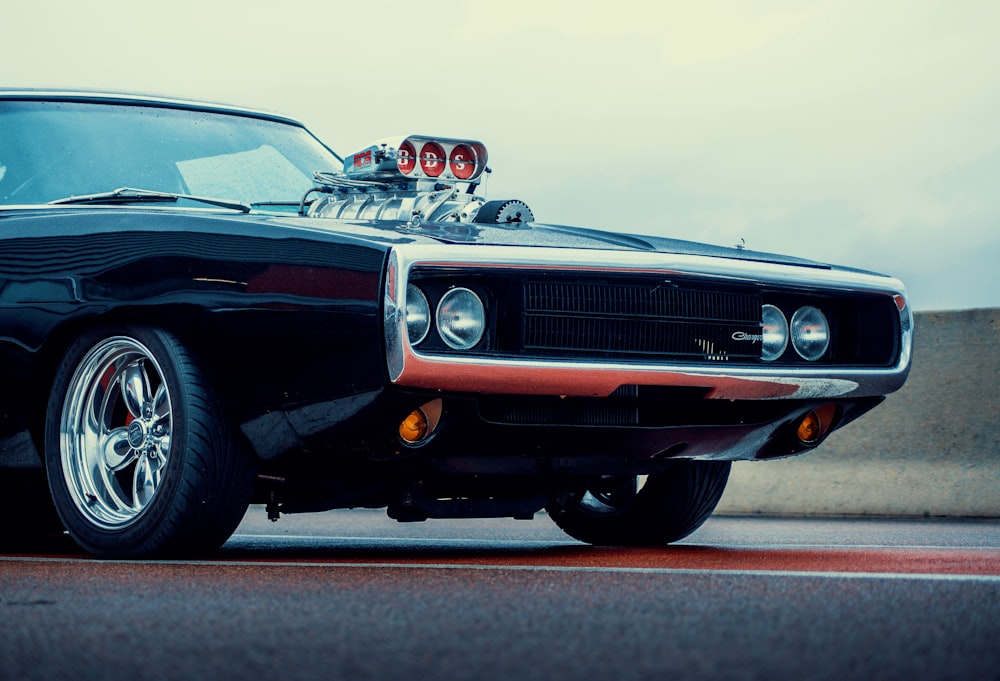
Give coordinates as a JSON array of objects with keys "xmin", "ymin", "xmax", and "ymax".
[{"xmin": 521, "ymin": 280, "xmax": 762, "ymax": 362}]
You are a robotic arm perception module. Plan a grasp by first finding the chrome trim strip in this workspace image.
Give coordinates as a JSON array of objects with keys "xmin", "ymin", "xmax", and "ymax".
[
  {"xmin": 385, "ymin": 244, "xmax": 913, "ymax": 400},
  {"xmin": 0, "ymin": 89, "xmax": 300, "ymax": 126}
]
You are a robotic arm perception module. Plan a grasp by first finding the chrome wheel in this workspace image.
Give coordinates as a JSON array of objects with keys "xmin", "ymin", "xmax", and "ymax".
[
  {"xmin": 46, "ymin": 326, "xmax": 255, "ymax": 558},
  {"xmin": 59, "ymin": 337, "xmax": 172, "ymax": 529}
]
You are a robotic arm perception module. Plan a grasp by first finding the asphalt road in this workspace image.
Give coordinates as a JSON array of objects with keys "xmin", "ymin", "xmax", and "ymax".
[{"xmin": 2, "ymin": 509, "xmax": 998, "ymax": 681}]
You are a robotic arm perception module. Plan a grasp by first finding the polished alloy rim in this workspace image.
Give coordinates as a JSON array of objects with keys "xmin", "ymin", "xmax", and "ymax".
[{"xmin": 60, "ymin": 337, "xmax": 172, "ymax": 529}]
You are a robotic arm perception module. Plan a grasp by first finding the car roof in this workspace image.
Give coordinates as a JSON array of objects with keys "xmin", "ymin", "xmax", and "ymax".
[{"xmin": 0, "ymin": 88, "xmax": 304, "ymax": 127}]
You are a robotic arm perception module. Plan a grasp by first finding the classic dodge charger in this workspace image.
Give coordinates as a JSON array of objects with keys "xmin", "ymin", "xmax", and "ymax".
[{"xmin": 0, "ymin": 90, "xmax": 912, "ymax": 558}]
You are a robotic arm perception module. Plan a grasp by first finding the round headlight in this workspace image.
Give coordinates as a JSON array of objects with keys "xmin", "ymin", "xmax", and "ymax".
[
  {"xmin": 791, "ymin": 306, "xmax": 830, "ymax": 361},
  {"xmin": 761, "ymin": 304, "xmax": 789, "ymax": 362},
  {"xmin": 405, "ymin": 284, "xmax": 430, "ymax": 345},
  {"xmin": 436, "ymin": 287, "xmax": 485, "ymax": 350}
]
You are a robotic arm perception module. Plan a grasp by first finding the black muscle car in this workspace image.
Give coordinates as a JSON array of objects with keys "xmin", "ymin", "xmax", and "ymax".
[{"xmin": 0, "ymin": 90, "xmax": 912, "ymax": 558}]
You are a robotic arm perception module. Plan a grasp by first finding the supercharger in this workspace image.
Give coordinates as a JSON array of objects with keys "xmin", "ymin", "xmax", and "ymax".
[{"xmin": 307, "ymin": 134, "xmax": 534, "ymax": 225}]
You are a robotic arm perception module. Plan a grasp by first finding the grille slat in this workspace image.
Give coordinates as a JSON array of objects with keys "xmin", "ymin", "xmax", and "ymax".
[{"xmin": 521, "ymin": 280, "xmax": 762, "ymax": 362}]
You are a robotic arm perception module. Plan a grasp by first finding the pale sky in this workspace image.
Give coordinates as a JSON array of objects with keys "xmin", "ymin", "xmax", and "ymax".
[{"xmin": 3, "ymin": 0, "xmax": 998, "ymax": 311}]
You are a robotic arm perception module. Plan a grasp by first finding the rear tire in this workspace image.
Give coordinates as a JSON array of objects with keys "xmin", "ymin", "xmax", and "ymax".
[
  {"xmin": 44, "ymin": 326, "xmax": 254, "ymax": 558},
  {"xmin": 546, "ymin": 460, "xmax": 731, "ymax": 545}
]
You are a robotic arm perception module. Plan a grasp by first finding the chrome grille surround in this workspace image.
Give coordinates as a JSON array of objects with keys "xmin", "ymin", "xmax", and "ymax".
[{"xmin": 384, "ymin": 244, "xmax": 913, "ymax": 401}]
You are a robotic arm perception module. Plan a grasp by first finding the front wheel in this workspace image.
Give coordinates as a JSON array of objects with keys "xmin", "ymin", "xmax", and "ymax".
[
  {"xmin": 44, "ymin": 326, "xmax": 254, "ymax": 558},
  {"xmin": 546, "ymin": 460, "xmax": 731, "ymax": 545}
]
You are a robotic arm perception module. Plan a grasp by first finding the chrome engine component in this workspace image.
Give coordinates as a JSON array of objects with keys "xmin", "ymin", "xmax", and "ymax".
[
  {"xmin": 342, "ymin": 135, "xmax": 488, "ymax": 183},
  {"xmin": 307, "ymin": 134, "xmax": 532, "ymax": 225},
  {"xmin": 309, "ymin": 182, "xmax": 487, "ymax": 223},
  {"xmin": 473, "ymin": 199, "xmax": 534, "ymax": 224}
]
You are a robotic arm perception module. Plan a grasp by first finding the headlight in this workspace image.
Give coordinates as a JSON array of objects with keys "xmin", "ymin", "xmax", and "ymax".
[
  {"xmin": 405, "ymin": 284, "xmax": 430, "ymax": 345},
  {"xmin": 791, "ymin": 306, "xmax": 830, "ymax": 361},
  {"xmin": 436, "ymin": 287, "xmax": 485, "ymax": 350},
  {"xmin": 761, "ymin": 304, "xmax": 788, "ymax": 362}
]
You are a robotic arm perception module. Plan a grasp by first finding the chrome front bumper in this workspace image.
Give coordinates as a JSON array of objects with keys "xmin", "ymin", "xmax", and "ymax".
[{"xmin": 383, "ymin": 244, "xmax": 913, "ymax": 401}]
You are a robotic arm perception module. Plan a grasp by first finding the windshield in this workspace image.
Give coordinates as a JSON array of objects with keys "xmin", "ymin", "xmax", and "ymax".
[{"xmin": 0, "ymin": 100, "xmax": 342, "ymax": 208}]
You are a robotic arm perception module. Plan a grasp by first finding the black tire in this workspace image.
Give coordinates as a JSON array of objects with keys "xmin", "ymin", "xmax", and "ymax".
[
  {"xmin": 44, "ymin": 325, "xmax": 255, "ymax": 558},
  {"xmin": 546, "ymin": 460, "xmax": 731, "ymax": 545}
]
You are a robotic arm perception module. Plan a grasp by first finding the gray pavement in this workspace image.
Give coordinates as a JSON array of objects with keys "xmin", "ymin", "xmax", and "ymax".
[
  {"xmin": 233, "ymin": 505, "xmax": 1000, "ymax": 548},
  {"xmin": 2, "ymin": 511, "xmax": 998, "ymax": 681}
]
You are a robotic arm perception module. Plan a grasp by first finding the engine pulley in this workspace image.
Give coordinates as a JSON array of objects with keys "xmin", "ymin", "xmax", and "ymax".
[{"xmin": 473, "ymin": 199, "xmax": 534, "ymax": 225}]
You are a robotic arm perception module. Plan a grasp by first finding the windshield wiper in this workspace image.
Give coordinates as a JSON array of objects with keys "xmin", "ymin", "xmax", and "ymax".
[{"xmin": 48, "ymin": 187, "xmax": 251, "ymax": 213}]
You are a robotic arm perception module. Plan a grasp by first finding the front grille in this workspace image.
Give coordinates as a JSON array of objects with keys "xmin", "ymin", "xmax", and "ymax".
[{"xmin": 521, "ymin": 280, "xmax": 762, "ymax": 362}]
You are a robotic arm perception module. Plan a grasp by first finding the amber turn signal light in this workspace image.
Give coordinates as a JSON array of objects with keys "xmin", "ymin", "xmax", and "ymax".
[
  {"xmin": 398, "ymin": 399, "xmax": 444, "ymax": 445},
  {"xmin": 399, "ymin": 409, "xmax": 429, "ymax": 444},
  {"xmin": 796, "ymin": 404, "xmax": 838, "ymax": 445}
]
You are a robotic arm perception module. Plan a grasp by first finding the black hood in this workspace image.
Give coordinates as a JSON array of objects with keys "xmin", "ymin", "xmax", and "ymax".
[{"xmin": 298, "ymin": 218, "xmax": 830, "ymax": 269}]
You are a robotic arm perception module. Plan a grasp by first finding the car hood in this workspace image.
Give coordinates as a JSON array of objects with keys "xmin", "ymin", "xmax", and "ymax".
[
  {"xmin": 284, "ymin": 215, "xmax": 836, "ymax": 271},
  {"xmin": 0, "ymin": 204, "xmax": 840, "ymax": 273}
]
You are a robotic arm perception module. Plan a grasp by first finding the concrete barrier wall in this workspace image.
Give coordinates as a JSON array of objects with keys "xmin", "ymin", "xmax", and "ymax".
[{"xmin": 716, "ymin": 308, "xmax": 1000, "ymax": 518}]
